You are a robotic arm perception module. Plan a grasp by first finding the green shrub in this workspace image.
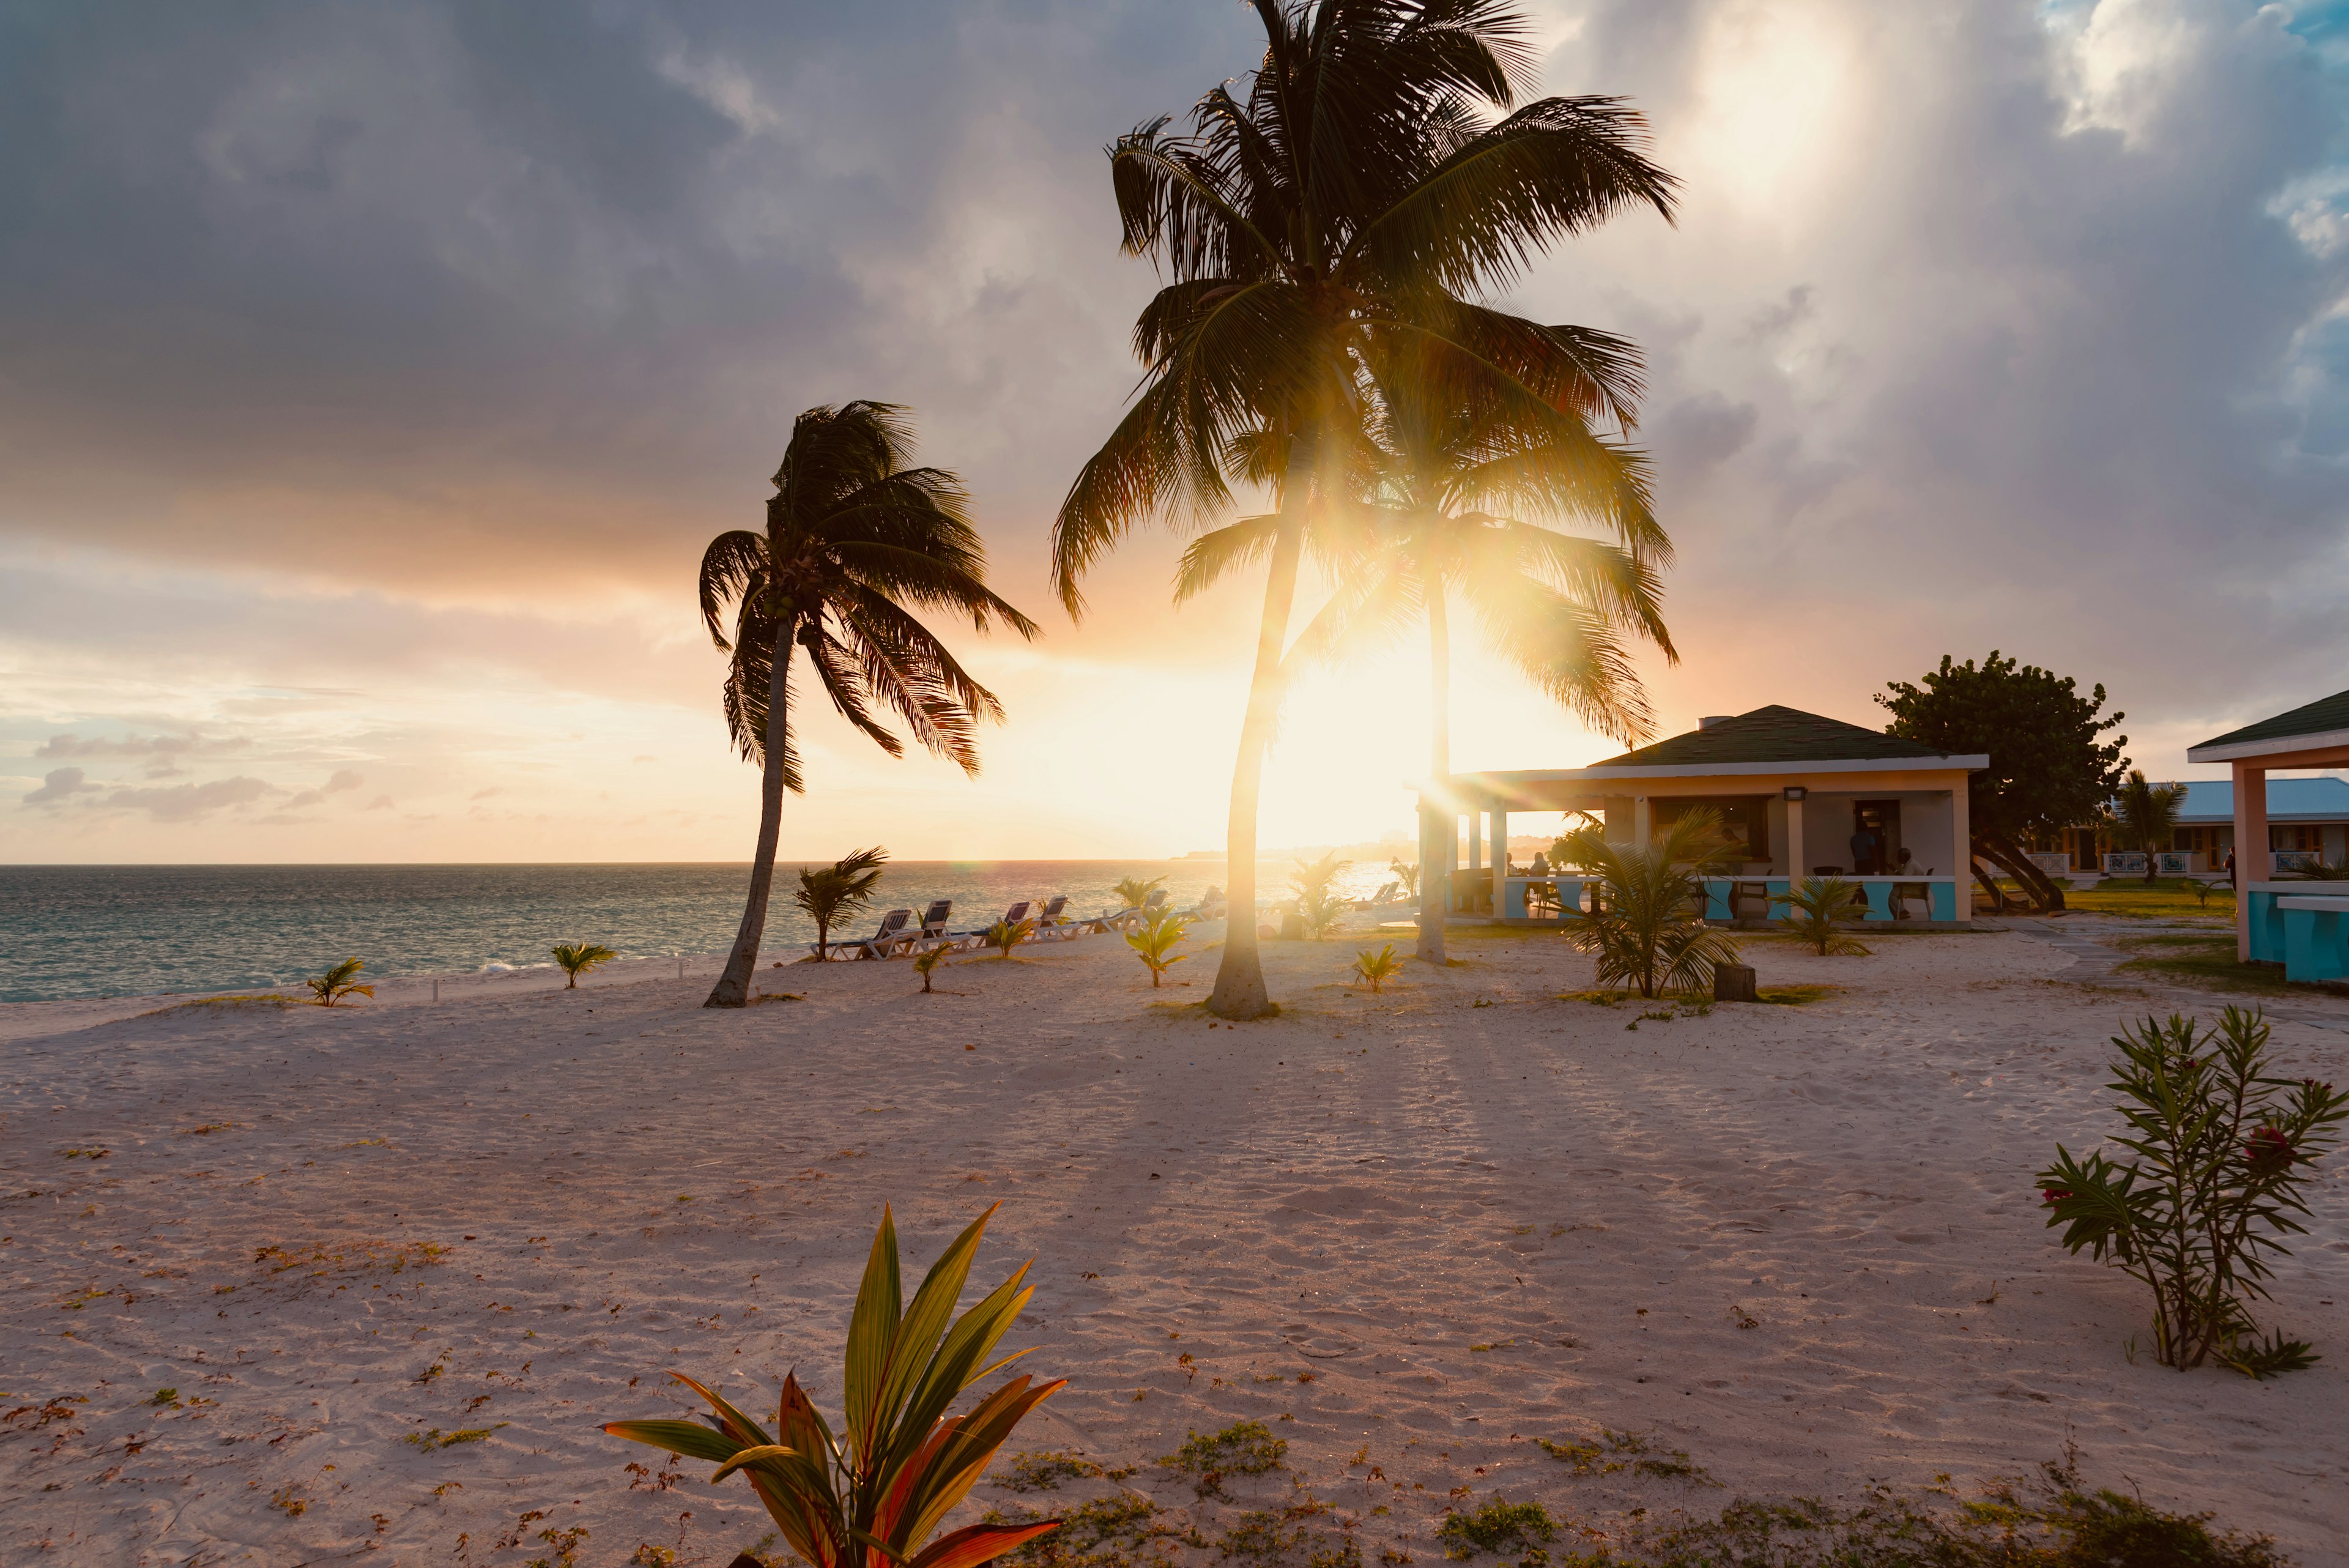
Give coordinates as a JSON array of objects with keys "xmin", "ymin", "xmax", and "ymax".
[
  {"xmin": 607, "ymin": 1205, "xmax": 1061, "ymax": 1568},
  {"xmin": 1773, "ymin": 877, "xmax": 1870, "ymax": 956},
  {"xmin": 550, "ymin": 942, "xmax": 618, "ymax": 987},
  {"xmin": 2037, "ymin": 1006, "xmax": 2348, "ymax": 1373},
  {"xmin": 1558, "ymin": 810, "xmax": 1742, "ymax": 998},
  {"xmin": 1438, "ymin": 1499, "xmax": 1555, "ymax": 1561},
  {"xmin": 1160, "ymin": 1420, "xmax": 1286, "ymax": 1496},
  {"xmin": 306, "ymin": 957, "xmax": 373, "ymax": 1007}
]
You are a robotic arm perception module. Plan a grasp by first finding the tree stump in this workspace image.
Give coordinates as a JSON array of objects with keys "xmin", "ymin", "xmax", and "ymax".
[{"xmin": 1713, "ymin": 962, "xmax": 1758, "ymax": 1003}]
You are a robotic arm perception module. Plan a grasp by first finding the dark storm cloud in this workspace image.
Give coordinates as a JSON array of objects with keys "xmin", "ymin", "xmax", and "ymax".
[
  {"xmin": 1533, "ymin": 0, "xmax": 2349, "ymax": 732},
  {"xmin": 0, "ymin": 1, "xmax": 1258, "ymax": 582}
]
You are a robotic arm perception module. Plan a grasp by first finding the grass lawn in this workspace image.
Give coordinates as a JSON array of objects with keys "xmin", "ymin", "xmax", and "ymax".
[
  {"xmin": 2046, "ymin": 877, "xmax": 2236, "ymax": 922},
  {"xmin": 2107, "ymin": 931, "xmax": 2347, "ymax": 998}
]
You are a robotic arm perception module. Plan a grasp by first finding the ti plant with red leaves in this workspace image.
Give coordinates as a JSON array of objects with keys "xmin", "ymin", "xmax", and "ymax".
[
  {"xmin": 606, "ymin": 1205, "xmax": 1062, "ymax": 1568},
  {"xmin": 2036, "ymin": 1006, "xmax": 2349, "ymax": 1375}
]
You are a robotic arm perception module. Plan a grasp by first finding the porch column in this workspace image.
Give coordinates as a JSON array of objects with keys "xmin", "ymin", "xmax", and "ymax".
[
  {"xmin": 1491, "ymin": 806, "xmax": 1508, "ymax": 912},
  {"xmin": 2235, "ymin": 761, "xmax": 2267, "ymax": 960},
  {"xmin": 1633, "ymin": 795, "xmax": 1652, "ymax": 847},
  {"xmin": 1950, "ymin": 782, "xmax": 1971, "ymax": 918},
  {"xmin": 1783, "ymin": 794, "xmax": 1805, "ymax": 880}
]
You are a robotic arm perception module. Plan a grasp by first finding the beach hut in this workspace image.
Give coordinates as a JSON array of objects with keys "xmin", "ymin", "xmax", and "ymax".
[
  {"xmin": 2186, "ymin": 686, "xmax": 2349, "ymax": 968},
  {"xmin": 1427, "ymin": 705, "xmax": 1985, "ymax": 927}
]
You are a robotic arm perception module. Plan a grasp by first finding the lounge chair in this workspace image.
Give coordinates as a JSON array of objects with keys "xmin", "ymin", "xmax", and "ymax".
[
  {"xmin": 952, "ymin": 900, "xmax": 1033, "ymax": 952},
  {"xmin": 900, "ymin": 899, "xmax": 955, "ymax": 955},
  {"xmin": 1033, "ymin": 894, "xmax": 1080, "ymax": 940},
  {"xmin": 1355, "ymin": 880, "xmax": 1401, "ymax": 908},
  {"xmin": 827, "ymin": 908, "xmax": 912, "ymax": 961}
]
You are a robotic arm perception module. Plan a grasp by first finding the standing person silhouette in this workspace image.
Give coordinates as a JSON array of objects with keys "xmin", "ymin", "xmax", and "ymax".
[{"xmin": 1850, "ymin": 822, "xmax": 1877, "ymax": 877}]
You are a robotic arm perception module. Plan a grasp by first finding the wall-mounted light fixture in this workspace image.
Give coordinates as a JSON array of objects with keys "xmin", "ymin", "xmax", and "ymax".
[{"xmin": 1783, "ymin": 786, "xmax": 1808, "ymax": 801}]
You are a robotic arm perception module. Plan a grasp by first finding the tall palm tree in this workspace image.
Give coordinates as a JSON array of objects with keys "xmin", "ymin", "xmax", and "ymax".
[
  {"xmin": 699, "ymin": 403, "xmax": 1038, "ymax": 1008},
  {"xmin": 1052, "ymin": 0, "xmax": 1677, "ymax": 1017},
  {"xmin": 1288, "ymin": 359, "xmax": 1676, "ymax": 962}
]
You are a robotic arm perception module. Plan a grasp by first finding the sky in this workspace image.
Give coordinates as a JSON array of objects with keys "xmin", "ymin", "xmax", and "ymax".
[{"xmin": 3, "ymin": 0, "xmax": 2347, "ymax": 864}]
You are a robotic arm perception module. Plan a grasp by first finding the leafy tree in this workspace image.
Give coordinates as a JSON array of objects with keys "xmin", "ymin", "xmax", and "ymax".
[
  {"xmin": 550, "ymin": 942, "xmax": 618, "ymax": 988},
  {"xmin": 794, "ymin": 847, "xmax": 891, "ymax": 960},
  {"xmin": 698, "ymin": 403, "xmax": 1037, "ymax": 1007},
  {"xmin": 2110, "ymin": 771, "xmax": 2189, "ymax": 884},
  {"xmin": 1052, "ymin": 0, "xmax": 1677, "ymax": 1019},
  {"xmin": 1877, "ymin": 652, "xmax": 2127, "ymax": 913},
  {"xmin": 1557, "ymin": 808, "xmax": 1742, "ymax": 998}
]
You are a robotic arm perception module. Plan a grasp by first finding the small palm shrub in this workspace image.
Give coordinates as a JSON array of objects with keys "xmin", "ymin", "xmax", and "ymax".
[
  {"xmin": 1110, "ymin": 875, "xmax": 1164, "ymax": 913},
  {"xmin": 2186, "ymin": 878, "xmax": 2232, "ymax": 909},
  {"xmin": 796, "ymin": 847, "xmax": 890, "ymax": 959},
  {"xmin": 607, "ymin": 1205, "xmax": 1061, "ymax": 1568},
  {"xmin": 913, "ymin": 946, "xmax": 950, "ymax": 994},
  {"xmin": 2038, "ymin": 1006, "xmax": 2349, "ymax": 1374},
  {"xmin": 1775, "ymin": 878, "xmax": 1871, "ymax": 956},
  {"xmin": 1291, "ymin": 852, "xmax": 1351, "ymax": 940},
  {"xmin": 306, "ymin": 957, "xmax": 373, "ymax": 1008},
  {"xmin": 1125, "ymin": 905, "xmax": 1192, "ymax": 987},
  {"xmin": 983, "ymin": 918, "xmax": 1036, "ymax": 960},
  {"xmin": 1558, "ymin": 810, "xmax": 1742, "ymax": 1000},
  {"xmin": 1351, "ymin": 944, "xmax": 1402, "ymax": 994},
  {"xmin": 1387, "ymin": 858, "xmax": 1417, "ymax": 899},
  {"xmin": 551, "ymin": 942, "xmax": 618, "ymax": 988}
]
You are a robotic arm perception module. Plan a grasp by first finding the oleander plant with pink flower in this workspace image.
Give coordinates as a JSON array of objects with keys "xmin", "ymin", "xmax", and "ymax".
[{"xmin": 2037, "ymin": 1005, "xmax": 2349, "ymax": 1375}]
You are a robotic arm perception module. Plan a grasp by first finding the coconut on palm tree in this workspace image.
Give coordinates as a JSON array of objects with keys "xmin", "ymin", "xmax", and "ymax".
[
  {"xmin": 1052, "ymin": 0, "xmax": 1677, "ymax": 1017},
  {"xmin": 699, "ymin": 403, "xmax": 1037, "ymax": 1008},
  {"xmin": 2110, "ymin": 770, "xmax": 2189, "ymax": 883}
]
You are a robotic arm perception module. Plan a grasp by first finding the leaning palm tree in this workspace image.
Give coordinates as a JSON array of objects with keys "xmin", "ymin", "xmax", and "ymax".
[
  {"xmin": 2109, "ymin": 770, "xmax": 2189, "ymax": 883},
  {"xmin": 1053, "ymin": 0, "xmax": 1677, "ymax": 1018},
  {"xmin": 1181, "ymin": 355, "xmax": 1674, "ymax": 964},
  {"xmin": 700, "ymin": 403, "xmax": 1038, "ymax": 1008},
  {"xmin": 793, "ymin": 847, "xmax": 890, "ymax": 961}
]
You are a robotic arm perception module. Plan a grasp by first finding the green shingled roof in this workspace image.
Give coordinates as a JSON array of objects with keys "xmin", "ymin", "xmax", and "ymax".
[
  {"xmin": 2192, "ymin": 686, "xmax": 2349, "ymax": 752},
  {"xmin": 1593, "ymin": 705, "xmax": 1962, "ymax": 767}
]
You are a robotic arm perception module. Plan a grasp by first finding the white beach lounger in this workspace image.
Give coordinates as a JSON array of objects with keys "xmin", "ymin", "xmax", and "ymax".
[
  {"xmin": 827, "ymin": 907, "xmax": 912, "ymax": 961},
  {"xmin": 952, "ymin": 900, "xmax": 1034, "ymax": 952},
  {"xmin": 900, "ymin": 899, "xmax": 956, "ymax": 956}
]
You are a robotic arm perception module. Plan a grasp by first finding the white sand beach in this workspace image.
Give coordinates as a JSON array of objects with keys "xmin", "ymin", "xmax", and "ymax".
[{"xmin": 6, "ymin": 922, "xmax": 2348, "ymax": 1566}]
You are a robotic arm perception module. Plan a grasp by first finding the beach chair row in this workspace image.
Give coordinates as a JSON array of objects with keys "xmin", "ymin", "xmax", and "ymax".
[{"xmin": 816, "ymin": 888, "xmax": 1193, "ymax": 960}]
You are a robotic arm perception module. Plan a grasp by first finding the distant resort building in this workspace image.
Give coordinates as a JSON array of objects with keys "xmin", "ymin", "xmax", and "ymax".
[{"xmin": 2028, "ymin": 777, "xmax": 2349, "ymax": 875}]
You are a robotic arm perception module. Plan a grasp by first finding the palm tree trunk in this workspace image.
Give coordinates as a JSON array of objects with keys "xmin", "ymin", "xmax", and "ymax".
[
  {"xmin": 1417, "ymin": 583, "xmax": 1450, "ymax": 965},
  {"xmin": 706, "ymin": 635, "xmax": 793, "ymax": 1007},
  {"xmin": 1208, "ymin": 444, "xmax": 1313, "ymax": 1020}
]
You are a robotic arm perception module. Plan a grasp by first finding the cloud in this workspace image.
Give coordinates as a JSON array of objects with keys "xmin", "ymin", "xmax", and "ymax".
[
  {"xmin": 470, "ymin": 786, "xmax": 502, "ymax": 800},
  {"xmin": 36, "ymin": 732, "xmax": 251, "ymax": 759},
  {"xmin": 362, "ymin": 793, "xmax": 393, "ymax": 811},
  {"xmin": 287, "ymin": 767, "xmax": 366, "ymax": 808},
  {"xmin": 21, "ymin": 766, "xmax": 98, "ymax": 806},
  {"xmin": 102, "ymin": 776, "xmax": 273, "ymax": 823}
]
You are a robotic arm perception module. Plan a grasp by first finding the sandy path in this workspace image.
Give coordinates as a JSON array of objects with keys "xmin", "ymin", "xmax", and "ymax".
[{"xmin": 5, "ymin": 924, "xmax": 2347, "ymax": 1565}]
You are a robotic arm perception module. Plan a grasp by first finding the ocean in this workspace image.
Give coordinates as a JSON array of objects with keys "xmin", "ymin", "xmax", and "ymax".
[{"xmin": 0, "ymin": 859, "xmax": 1403, "ymax": 1003}]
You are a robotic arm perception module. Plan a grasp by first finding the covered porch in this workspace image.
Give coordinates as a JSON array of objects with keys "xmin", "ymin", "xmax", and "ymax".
[
  {"xmin": 2187, "ymin": 686, "xmax": 2349, "ymax": 977},
  {"xmin": 1419, "ymin": 705, "xmax": 1986, "ymax": 929}
]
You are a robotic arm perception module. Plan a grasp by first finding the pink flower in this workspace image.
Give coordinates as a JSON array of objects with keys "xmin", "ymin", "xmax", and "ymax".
[
  {"xmin": 2246, "ymin": 1127, "xmax": 2295, "ymax": 1172},
  {"xmin": 2040, "ymin": 1187, "xmax": 2072, "ymax": 1206}
]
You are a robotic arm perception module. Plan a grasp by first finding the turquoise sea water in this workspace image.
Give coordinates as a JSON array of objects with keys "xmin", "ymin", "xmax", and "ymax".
[{"xmin": 0, "ymin": 860, "xmax": 1396, "ymax": 1003}]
